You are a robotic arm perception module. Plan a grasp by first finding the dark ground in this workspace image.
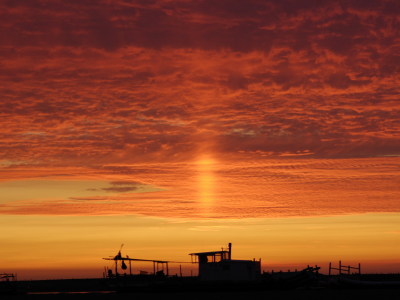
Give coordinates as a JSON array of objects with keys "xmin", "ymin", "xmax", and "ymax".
[
  {"xmin": 3, "ymin": 274, "xmax": 400, "ymax": 299},
  {"xmin": 2, "ymin": 289, "xmax": 400, "ymax": 300}
]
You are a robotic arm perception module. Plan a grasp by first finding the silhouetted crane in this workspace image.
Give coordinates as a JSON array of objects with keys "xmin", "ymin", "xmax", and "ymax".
[
  {"xmin": 103, "ymin": 244, "xmax": 192, "ymax": 277},
  {"xmin": 114, "ymin": 244, "xmax": 124, "ymax": 260}
]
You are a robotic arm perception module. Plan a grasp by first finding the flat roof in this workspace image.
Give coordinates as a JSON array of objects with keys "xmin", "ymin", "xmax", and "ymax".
[
  {"xmin": 189, "ymin": 251, "xmax": 229, "ymax": 256},
  {"xmin": 223, "ymin": 259, "xmax": 257, "ymax": 263}
]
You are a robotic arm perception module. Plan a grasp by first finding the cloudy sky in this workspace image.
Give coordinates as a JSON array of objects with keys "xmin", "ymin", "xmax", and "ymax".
[
  {"xmin": 1, "ymin": 0, "xmax": 399, "ymax": 165},
  {"xmin": 1, "ymin": 0, "xmax": 400, "ymax": 278}
]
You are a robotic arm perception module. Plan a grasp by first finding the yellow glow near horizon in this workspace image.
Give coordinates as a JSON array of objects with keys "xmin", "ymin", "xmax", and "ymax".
[
  {"xmin": 2, "ymin": 158, "xmax": 400, "ymax": 279},
  {"xmin": 2, "ymin": 213, "xmax": 400, "ymax": 279}
]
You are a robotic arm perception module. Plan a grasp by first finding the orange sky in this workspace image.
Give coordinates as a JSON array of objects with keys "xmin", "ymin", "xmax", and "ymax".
[{"xmin": 1, "ymin": 0, "xmax": 400, "ymax": 279}]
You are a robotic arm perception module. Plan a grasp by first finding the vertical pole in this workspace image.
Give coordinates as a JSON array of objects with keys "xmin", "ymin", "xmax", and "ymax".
[
  {"xmin": 180, "ymin": 265, "xmax": 182, "ymax": 277},
  {"xmin": 339, "ymin": 261, "xmax": 341, "ymax": 275},
  {"xmin": 167, "ymin": 262, "xmax": 169, "ymax": 276},
  {"xmin": 329, "ymin": 262, "xmax": 331, "ymax": 277},
  {"xmin": 153, "ymin": 262, "xmax": 155, "ymax": 275},
  {"xmin": 115, "ymin": 260, "xmax": 118, "ymax": 277},
  {"xmin": 228, "ymin": 243, "xmax": 232, "ymax": 260},
  {"xmin": 129, "ymin": 260, "xmax": 132, "ymax": 276}
]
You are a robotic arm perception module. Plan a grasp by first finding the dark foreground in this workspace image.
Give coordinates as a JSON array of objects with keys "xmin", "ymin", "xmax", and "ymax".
[{"xmin": 1, "ymin": 289, "xmax": 400, "ymax": 300}]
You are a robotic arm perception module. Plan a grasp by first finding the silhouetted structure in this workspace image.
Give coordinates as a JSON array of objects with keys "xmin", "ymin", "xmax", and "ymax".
[
  {"xmin": 189, "ymin": 243, "xmax": 261, "ymax": 281},
  {"xmin": 0, "ymin": 273, "xmax": 27, "ymax": 295},
  {"xmin": 102, "ymin": 244, "xmax": 190, "ymax": 278},
  {"xmin": 329, "ymin": 261, "xmax": 361, "ymax": 277}
]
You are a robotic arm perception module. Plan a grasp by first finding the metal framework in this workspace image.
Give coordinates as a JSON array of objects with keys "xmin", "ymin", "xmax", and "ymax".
[
  {"xmin": 329, "ymin": 261, "xmax": 361, "ymax": 276},
  {"xmin": 0, "ymin": 273, "xmax": 16, "ymax": 281},
  {"xmin": 102, "ymin": 246, "xmax": 193, "ymax": 278}
]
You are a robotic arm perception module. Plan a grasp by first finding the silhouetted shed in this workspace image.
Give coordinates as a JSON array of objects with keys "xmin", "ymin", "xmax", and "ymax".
[{"xmin": 189, "ymin": 243, "xmax": 261, "ymax": 281}]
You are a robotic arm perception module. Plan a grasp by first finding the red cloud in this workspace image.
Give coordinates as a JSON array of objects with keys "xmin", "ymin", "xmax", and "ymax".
[
  {"xmin": 0, "ymin": 0, "xmax": 399, "ymax": 167},
  {"xmin": 1, "ymin": 157, "xmax": 400, "ymax": 218}
]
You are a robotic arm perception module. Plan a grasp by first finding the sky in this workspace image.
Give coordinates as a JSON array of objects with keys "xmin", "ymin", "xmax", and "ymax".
[{"xmin": 1, "ymin": 0, "xmax": 400, "ymax": 279}]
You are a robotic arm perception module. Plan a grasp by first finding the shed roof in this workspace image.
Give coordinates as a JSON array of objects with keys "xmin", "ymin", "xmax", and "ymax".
[{"xmin": 189, "ymin": 251, "xmax": 229, "ymax": 256}]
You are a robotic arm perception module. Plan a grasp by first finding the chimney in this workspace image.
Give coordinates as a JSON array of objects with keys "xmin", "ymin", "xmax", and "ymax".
[{"xmin": 228, "ymin": 243, "xmax": 232, "ymax": 260}]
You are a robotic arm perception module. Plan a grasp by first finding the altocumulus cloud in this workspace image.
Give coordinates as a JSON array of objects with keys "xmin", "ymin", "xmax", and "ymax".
[{"xmin": 0, "ymin": 0, "xmax": 399, "ymax": 167}]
